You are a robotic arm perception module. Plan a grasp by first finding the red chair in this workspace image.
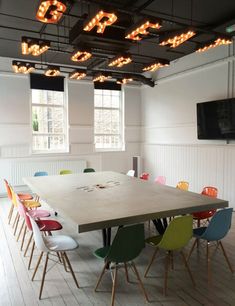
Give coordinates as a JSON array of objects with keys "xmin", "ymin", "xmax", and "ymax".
[
  {"xmin": 193, "ymin": 186, "xmax": 218, "ymax": 227},
  {"xmin": 140, "ymin": 173, "xmax": 150, "ymax": 180}
]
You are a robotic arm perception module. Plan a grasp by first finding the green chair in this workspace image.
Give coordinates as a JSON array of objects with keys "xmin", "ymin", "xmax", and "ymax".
[
  {"xmin": 94, "ymin": 224, "xmax": 149, "ymax": 306},
  {"xmin": 145, "ymin": 215, "xmax": 195, "ymax": 295},
  {"xmin": 59, "ymin": 169, "xmax": 72, "ymax": 175},
  {"xmin": 83, "ymin": 168, "xmax": 95, "ymax": 173}
]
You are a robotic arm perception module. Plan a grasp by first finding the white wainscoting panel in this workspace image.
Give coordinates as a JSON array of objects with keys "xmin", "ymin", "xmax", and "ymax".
[{"xmin": 141, "ymin": 143, "xmax": 235, "ymax": 208}]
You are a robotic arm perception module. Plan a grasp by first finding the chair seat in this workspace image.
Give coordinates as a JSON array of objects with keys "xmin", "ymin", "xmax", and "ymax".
[
  {"xmin": 23, "ymin": 200, "xmax": 41, "ymax": 209},
  {"xmin": 45, "ymin": 235, "xmax": 78, "ymax": 251},
  {"xmin": 18, "ymin": 193, "xmax": 33, "ymax": 201},
  {"xmin": 145, "ymin": 235, "xmax": 162, "ymax": 247},
  {"xmin": 193, "ymin": 227, "xmax": 207, "ymax": 238},
  {"xmin": 28, "ymin": 209, "xmax": 50, "ymax": 218},
  {"xmin": 36, "ymin": 219, "xmax": 62, "ymax": 232},
  {"xmin": 94, "ymin": 246, "xmax": 110, "ymax": 259},
  {"xmin": 193, "ymin": 210, "xmax": 216, "ymax": 220}
]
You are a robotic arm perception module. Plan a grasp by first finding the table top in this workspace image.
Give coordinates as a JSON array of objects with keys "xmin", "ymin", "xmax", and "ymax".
[{"xmin": 23, "ymin": 171, "xmax": 228, "ymax": 233}]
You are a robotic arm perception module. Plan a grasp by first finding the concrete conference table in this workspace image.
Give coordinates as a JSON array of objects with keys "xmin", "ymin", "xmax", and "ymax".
[{"xmin": 24, "ymin": 171, "xmax": 228, "ymax": 242}]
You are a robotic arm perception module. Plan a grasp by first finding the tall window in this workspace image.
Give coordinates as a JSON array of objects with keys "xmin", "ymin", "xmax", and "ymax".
[
  {"xmin": 31, "ymin": 89, "xmax": 68, "ymax": 153},
  {"xmin": 94, "ymin": 89, "xmax": 124, "ymax": 151}
]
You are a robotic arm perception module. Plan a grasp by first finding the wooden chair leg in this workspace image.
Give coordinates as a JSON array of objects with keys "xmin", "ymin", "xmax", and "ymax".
[
  {"xmin": 39, "ymin": 253, "xmax": 49, "ymax": 300},
  {"xmin": 17, "ymin": 220, "xmax": 25, "ymax": 242},
  {"xmin": 111, "ymin": 265, "xmax": 118, "ymax": 306},
  {"xmin": 32, "ymin": 252, "xmax": 44, "ymax": 281},
  {"xmin": 24, "ymin": 232, "xmax": 33, "ymax": 257},
  {"xmin": 63, "ymin": 252, "xmax": 79, "ymax": 288},
  {"xmin": 95, "ymin": 261, "xmax": 109, "ymax": 291},
  {"xmin": 170, "ymin": 251, "xmax": 174, "ymax": 270},
  {"xmin": 180, "ymin": 251, "xmax": 196, "ymax": 287},
  {"xmin": 28, "ymin": 241, "xmax": 35, "ymax": 270},
  {"xmin": 20, "ymin": 225, "xmax": 27, "ymax": 251},
  {"xmin": 144, "ymin": 247, "xmax": 158, "ymax": 277},
  {"xmin": 8, "ymin": 204, "xmax": 14, "ymax": 224},
  {"xmin": 13, "ymin": 214, "xmax": 20, "ymax": 235},
  {"xmin": 196, "ymin": 220, "xmax": 200, "ymax": 248},
  {"xmin": 163, "ymin": 252, "xmax": 170, "ymax": 296},
  {"xmin": 132, "ymin": 262, "xmax": 149, "ymax": 302},
  {"xmin": 124, "ymin": 262, "xmax": 130, "ymax": 283},
  {"xmin": 206, "ymin": 242, "xmax": 211, "ymax": 284},
  {"xmin": 12, "ymin": 212, "xmax": 19, "ymax": 229},
  {"xmin": 61, "ymin": 252, "xmax": 69, "ymax": 272},
  {"xmin": 219, "ymin": 241, "xmax": 234, "ymax": 273},
  {"xmin": 187, "ymin": 239, "xmax": 197, "ymax": 261}
]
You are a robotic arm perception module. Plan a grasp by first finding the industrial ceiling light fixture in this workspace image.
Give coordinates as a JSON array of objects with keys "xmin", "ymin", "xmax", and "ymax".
[
  {"xmin": 143, "ymin": 59, "xmax": 170, "ymax": 72},
  {"xmin": 108, "ymin": 54, "xmax": 132, "ymax": 68},
  {"xmin": 196, "ymin": 37, "xmax": 232, "ymax": 53},
  {"xmin": 69, "ymin": 70, "xmax": 87, "ymax": 80},
  {"xmin": 36, "ymin": 0, "xmax": 67, "ymax": 23},
  {"xmin": 125, "ymin": 18, "xmax": 162, "ymax": 41},
  {"xmin": 159, "ymin": 29, "xmax": 196, "ymax": 48},
  {"xmin": 12, "ymin": 60, "xmax": 35, "ymax": 74},
  {"xmin": 45, "ymin": 66, "xmax": 60, "ymax": 76},
  {"xmin": 21, "ymin": 37, "xmax": 50, "ymax": 56},
  {"xmin": 93, "ymin": 73, "xmax": 111, "ymax": 82},
  {"xmin": 71, "ymin": 49, "xmax": 92, "ymax": 62},
  {"xmin": 116, "ymin": 77, "xmax": 133, "ymax": 84},
  {"xmin": 83, "ymin": 10, "xmax": 117, "ymax": 34}
]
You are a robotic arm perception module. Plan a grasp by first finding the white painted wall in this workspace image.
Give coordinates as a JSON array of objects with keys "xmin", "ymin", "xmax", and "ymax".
[
  {"xmin": 0, "ymin": 57, "xmax": 141, "ymax": 193},
  {"xmin": 141, "ymin": 41, "xmax": 235, "ymax": 208}
]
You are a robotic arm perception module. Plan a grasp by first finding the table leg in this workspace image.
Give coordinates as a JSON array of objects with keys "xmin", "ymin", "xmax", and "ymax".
[
  {"xmin": 102, "ymin": 228, "xmax": 111, "ymax": 247},
  {"xmin": 152, "ymin": 219, "xmax": 166, "ymax": 235}
]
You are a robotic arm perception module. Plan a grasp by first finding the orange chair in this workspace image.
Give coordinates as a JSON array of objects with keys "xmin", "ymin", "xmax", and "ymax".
[
  {"xmin": 140, "ymin": 173, "xmax": 150, "ymax": 180},
  {"xmin": 192, "ymin": 186, "xmax": 218, "ymax": 227},
  {"xmin": 176, "ymin": 181, "xmax": 189, "ymax": 191}
]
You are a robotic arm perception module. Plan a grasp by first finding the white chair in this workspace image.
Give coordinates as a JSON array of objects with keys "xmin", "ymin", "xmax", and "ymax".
[
  {"xmin": 28, "ymin": 214, "xmax": 79, "ymax": 299},
  {"xmin": 126, "ymin": 170, "xmax": 135, "ymax": 177}
]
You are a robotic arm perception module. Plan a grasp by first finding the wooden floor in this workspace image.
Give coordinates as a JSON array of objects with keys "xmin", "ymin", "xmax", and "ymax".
[{"xmin": 0, "ymin": 197, "xmax": 234, "ymax": 306}]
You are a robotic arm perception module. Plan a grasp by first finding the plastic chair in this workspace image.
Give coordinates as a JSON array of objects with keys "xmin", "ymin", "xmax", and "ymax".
[
  {"xmin": 145, "ymin": 216, "xmax": 195, "ymax": 295},
  {"xmin": 59, "ymin": 169, "xmax": 72, "ymax": 175},
  {"xmin": 16, "ymin": 197, "xmax": 62, "ymax": 270},
  {"xmin": 4, "ymin": 179, "xmax": 33, "ymax": 224},
  {"xmin": 176, "ymin": 181, "xmax": 189, "ymax": 191},
  {"xmin": 187, "ymin": 208, "xmax": 233, "ymax": 281},
  {"xmin": 155, "ymin": 176, "xmax": 166, "ymax": 185},
  {"xmin": 34, "ymin": 171, "xmax": 48, "ymax": 177},
  {"xmin": 140, "ymin": 172, "xmax": 150, "ymax": 180},
  {"xmin": 126, "ymin": 170, "xmax": 135, "ymax": 177},
  {"xmin": 28, "ymin": 214, "xmax": 79, "ymax": 299},
  {"xmin": 94, "ymin": 224, "xmax": 149, "ymax": 306},
  {"xmin": 192, "ymin": 186, "xmax": 218, "ymax": 225},
  {"xmin": 83, "ymin": 168, "xmax": 95, "ymax": 173}
]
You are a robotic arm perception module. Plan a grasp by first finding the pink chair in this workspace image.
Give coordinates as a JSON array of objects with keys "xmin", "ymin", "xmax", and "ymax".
[
  {"xmin": 155, "ymin": 176, "xmax": 166, "ymax": 185},
  {"xmin": 140, "ymin": 173, "xmax": 150, "ymax": 180}
]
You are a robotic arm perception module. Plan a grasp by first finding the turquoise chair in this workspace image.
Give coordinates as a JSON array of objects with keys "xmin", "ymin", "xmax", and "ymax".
[
  {"xmin": 59, "ymin": 169, "xmax": 72, "ymax": 175},
  {"xmin": 34, "ymin": 171, "xmax": 48, "ymax": 177},
  {"xmin": 94, "ymin": 224, "xmax": 149, "ymax": 306},
  {"xmin": 145, "ymin": 215, "xmax": 195, "ymax": 295},
  {"xmin": 187, "ymin": 208, "xmax": 233, "ymax": 281},
  {"xmin": 83, "ymin": 168, "xmax": 95, "ymax": 173}
]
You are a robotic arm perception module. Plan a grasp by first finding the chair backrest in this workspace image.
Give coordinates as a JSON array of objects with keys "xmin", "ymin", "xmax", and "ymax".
[
  {"xmin": 126, "ymin": 170, "xmax": 135, "ymax": 177},
  {"xmin": 16, "ymin": 196, "xmax": 32, "ymax": 230},
  {"xmin": 9, "ymin": 185, "xmax": 18, "ymax": 207},
  {"xmin": 176, "ymin": 181, "xmax": 189, "ymax": 191},
  {"xmin": 199, "ymin": 208, "xmax": 233, "ymax": 241},
  {"xmin": 34, "ymin": 171, "xmax": 48, "ymax": 177},
  {"xmin": 60, "ymin": 169, "xmax": 72, "ymax": 175},
  {"xmin": 140, "ymin": 173, "xmax": 150, "ymax": 180},
  {"xmin": 201, "ymin": 186, "xmax": 218, "ymax": 198},
  {"xmin": 27, "ymin": 214, "xmax": 49, "ymax": 252},
  {"xmin": 155, "ymin": 176, "xmax": 166, "ymax": 185},
  {"xmin": 158, "ymin": 215, "xmax": 193, "ymax": 251},
  {"xmin": 83, "ymin": 168, "xmax": 95, "ymax": 173},
  {"xmin": 4, "ymin": 179, "xmax": 12, "ymax": 200},
  {"xmin": 106, "ymin": 224, "xmax": 145, "ymax": 263}
]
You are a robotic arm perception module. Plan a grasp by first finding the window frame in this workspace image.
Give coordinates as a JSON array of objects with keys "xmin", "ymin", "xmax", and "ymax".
[
  {"xmin": 94, "ymin": 88, "xmax": 125, "ymax": 152},
  {"xmin": 30, "ymin": 83, "xmax": 69, "ymax": 155}
]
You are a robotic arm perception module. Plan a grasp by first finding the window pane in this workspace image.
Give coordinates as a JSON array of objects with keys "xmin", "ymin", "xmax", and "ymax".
[
  {"xmin": 94, "ymin": 109, "xmax": 120, "ymax": 134},
  {"xmin": 32, "ymin": 89, "xmax": 64, "ymax": 106},
  {"xmin": 33, "ymin": 135, "xmax": 65, "ymax": 151},
  {"xmin": 95, "ymin": 135, "xmax": 122, "ymax": 149}
]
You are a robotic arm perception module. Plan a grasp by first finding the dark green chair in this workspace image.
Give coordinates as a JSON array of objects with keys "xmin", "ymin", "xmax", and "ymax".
[
  {"xmin": 83, "ymin": 168, "xmax": 95, "ymax": 173},
  {"xmin": 145, "ymin": 215, "xmax": 195, "ymax": 295},
  {"xmin": 94, "ymin": 223, "xmax": 149, "ymax": 306}
]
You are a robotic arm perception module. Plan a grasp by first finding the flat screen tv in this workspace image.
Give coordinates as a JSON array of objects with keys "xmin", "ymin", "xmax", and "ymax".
[{"xmin": 197, "ymin": 98, "xmax": 235, "ymax": 140}]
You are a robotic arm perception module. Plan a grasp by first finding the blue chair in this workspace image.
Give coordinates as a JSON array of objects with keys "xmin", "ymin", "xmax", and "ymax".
[
  {"xmin": 34, "ymin": 171, "xmax": 48, "ymax": 177},
  {"xmin": 187, "ymin": 208, "xmax": 233, "ymax": 281}
]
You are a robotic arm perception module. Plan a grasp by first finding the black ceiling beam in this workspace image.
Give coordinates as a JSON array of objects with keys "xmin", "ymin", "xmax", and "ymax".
[{"xmin": 134, "ymin": 0, "xmax": 157, "ymax": 13}]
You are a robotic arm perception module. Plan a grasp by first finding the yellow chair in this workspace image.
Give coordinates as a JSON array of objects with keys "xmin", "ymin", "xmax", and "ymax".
[
  {"xmin": 59, "ymin": 169, "xmax": 72, "ymax": 175},
  {"xmin": 176, "ymin": 181, "xmax": 189, "ymax": 191}
]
